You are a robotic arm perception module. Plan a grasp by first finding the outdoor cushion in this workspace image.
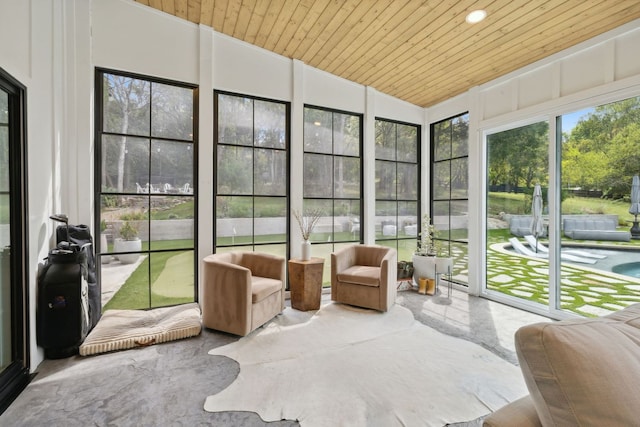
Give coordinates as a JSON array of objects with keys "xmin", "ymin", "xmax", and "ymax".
[{"xmin": 515, "ymin": 303, "xmax": 640, "ymax": 426}]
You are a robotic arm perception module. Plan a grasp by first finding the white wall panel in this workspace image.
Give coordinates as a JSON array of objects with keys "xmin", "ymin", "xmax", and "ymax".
[
  {"xmin": 560, "ymin": 45, "xmax": 607, "ymax": 97},
  {"xmin": 92, "ymin": 0, "xmax": 199, "ymax": 84},
  {"xmin": 481, "ymin": 81, "xmax": 513, "ymax": 120},
  {"xmin": 615, "ymin": 29, "xmax": 640, "ymax": 80},
  {"xmin": 518, "ymin": 65, "xmax": 555, "ymax": 109},
  {"xmin": 212, "ymin": 32, "xmax": 292, "ymax": 101},
  {"xmin": 373, "ymin": 90, "xmax": 423, "ymax": 124},
  {"xmin": 0, "ymin": 0, "xmax": 31, "ymax": 79},
  {"xmin": 304, "ymin": 66, "xmax": 365, "ymax": 113}
]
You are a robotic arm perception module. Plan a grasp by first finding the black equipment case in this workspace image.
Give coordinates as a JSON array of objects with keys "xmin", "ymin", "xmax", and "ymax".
[
  {"xmin": 36, "ymin": 243, "xmax": 90, "ymax": 359},
  {"xmin": 36, "ymin": 217, "xmax": 100, "ymax": 359}
]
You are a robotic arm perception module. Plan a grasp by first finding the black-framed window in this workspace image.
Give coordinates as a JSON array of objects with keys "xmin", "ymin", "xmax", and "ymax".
[
  {"xmin": 431, "ymin": 113, "xmax": 469, "ymax": 284},
  {"xmin": 0, "ymin": 67, "xmax": 30, "ymax": 415},
  {"xmin": 214, "ymin": 91, "xmax": 289, "ymax": 260},
  {"xmin": 95, "ymin": 69, "xmax": 198, "ymax": 310},
  {"xmin": 303, "ymin": 106, "xmax": 362, "ymax": 283},
  {"xmin": 374, "ymin": 118, "xmax": 420, "ymax": 262}
]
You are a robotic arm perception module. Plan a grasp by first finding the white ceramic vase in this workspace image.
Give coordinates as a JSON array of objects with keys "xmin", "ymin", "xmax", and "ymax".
[{"xmin": 301, "ymin": 239, "xmax": 311, "ymax": 261}]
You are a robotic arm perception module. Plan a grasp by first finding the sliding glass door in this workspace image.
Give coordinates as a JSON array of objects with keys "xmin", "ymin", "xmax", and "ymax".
[
  {"xmin": 485, "ymin": 95, "xmax": 640, "ymax": 317},
  {"xmin": 486, "ymin": 121, "xmax": 550, "ymax": 310},
  {"xmin": 0, "ymin": 68, "xmax": 29, "ymax": 414}
]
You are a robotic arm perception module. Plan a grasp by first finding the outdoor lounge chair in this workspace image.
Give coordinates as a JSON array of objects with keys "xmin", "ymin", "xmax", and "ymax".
[
  {"xmin": 508, "ymin": 237, "xmax": 597, "ymax": 264},
  {"xmin": 523, "ymin": 235, "xmax": 606, "ymax": 259}
]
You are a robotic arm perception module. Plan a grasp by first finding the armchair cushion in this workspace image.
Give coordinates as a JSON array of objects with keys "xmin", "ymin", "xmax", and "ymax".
[
  {"xmin": 252, "ymin": 277, "xmax": 284, "ymax": 303},
  {"xmin": 337, "ymin": 265, "xmax": 381, "ymax": 287}
]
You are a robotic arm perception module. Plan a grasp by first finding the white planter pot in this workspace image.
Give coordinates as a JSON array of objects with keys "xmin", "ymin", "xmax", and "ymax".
[
  {"xmin": 100, "ymin": 233, "xmax": 111, "ymax": 264},
  {"xmin": 301, "ymin": 240, "xmax": 311, "ymax": 261},
  {"xmin": 113, "ymin": 238, "xmax": 141, "ymax": 264},
  {"xmin": 412, "ymin": 254, "xmax": 437, "ymax": 281}
]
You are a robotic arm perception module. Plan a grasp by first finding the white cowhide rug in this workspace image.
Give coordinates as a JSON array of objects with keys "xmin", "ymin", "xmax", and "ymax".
[{"xmin": 204, "ymin": 302, "xmax": 527, "ymax": 426}]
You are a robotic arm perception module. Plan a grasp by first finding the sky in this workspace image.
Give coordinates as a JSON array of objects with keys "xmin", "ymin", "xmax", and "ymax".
[{"xmin": 561, "ymin": 107, "xmax": 595, "ymax": 134}]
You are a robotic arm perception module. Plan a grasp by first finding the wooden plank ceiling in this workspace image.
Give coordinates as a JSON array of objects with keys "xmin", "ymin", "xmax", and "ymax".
[{"xmin": 134, "ymin": 0, "xmax": 640, "ymax": 107}]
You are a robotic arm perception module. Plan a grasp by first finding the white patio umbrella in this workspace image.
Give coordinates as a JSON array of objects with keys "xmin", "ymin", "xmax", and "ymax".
[
  {"xmin": 530, "ymin": 184, "xmax": 545, "ymax": 252},
  {"xmin": 629, "ymin": 175, "xmax": 640, "ymax": 222}
]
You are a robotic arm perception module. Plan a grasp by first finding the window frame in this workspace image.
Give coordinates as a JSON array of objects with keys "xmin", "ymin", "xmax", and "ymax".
[
  {"xmin": 94, "ymin": 68, "xmax": 199, "ymax": 309},
  {"xmin": 213, "ymin": 90, "xmax": 291, "ymax": 255}
]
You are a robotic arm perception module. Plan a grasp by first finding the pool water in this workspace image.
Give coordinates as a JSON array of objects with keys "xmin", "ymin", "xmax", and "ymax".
[{"xmin": 613, "ymin": 262, "xmax": 640, "ymax": 279}]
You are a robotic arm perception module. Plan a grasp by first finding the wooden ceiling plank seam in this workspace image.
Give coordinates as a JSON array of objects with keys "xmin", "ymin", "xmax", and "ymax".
[
  {"xmin": 329, "ymin": 0, "xmax": 459, "ymax": 78},
  {"xmin": 286, "ymin": 0, "xmax": 334, "ymax": 58},
  {"xmin": 175, "ymin": 0, "xmax": 188, "ymax": 19},
  {"xmin": 342, "ymin": 0, "xmax": 481, "ymax": 83},
  {"xmin": 148, "ymin": 0, "xmax": 164, "ymax": 10},
  {"xmin": 253, "ymin": 1, "xmax": 287, "ymax": 48},
  {"xmin": 319, "ymin": 0, "xmax": 415, "ymax": 74},
  {"xmin": 160, "ymin": 0, "xmax": 175, "ymax": 14},
  {"xmin": 298, "ymin": 0, "xmax": 365, "ymax": 66},
  {"xmin": 233, "ymin": 0, "xmax": 259, "ymax": 39},
  {"xmin": 391, "ymin": 6, "xmax": 592, "ymax": 103},
  {"xmin": 392, "ymin": 1, "xmax": 623, "ymax": 100},
  {"xmin": 136, "ymin": 0, "xmax": 151, "ymax": 7},
  {"xmin": 199, "ymin": 0, "xmax": 215, "ymax": 27},
  {"xmin": 222, "ymin": 0, "xmax": 242, "ymax": 35},
  {"xmin": 401, "ymin": 6, "xmax": 640, "ymax": 105},
  {"xmin": 295, "ymin": 0, "xmax": 353, "ymax": 62},
  {"xmin": 212, "ymin": 0, "xmax": 229, "ymax": 32},
  {"xmin": 368, "ymin": 0, "xmax": 552, "ymax": 92},
  {"xmin": 187, "ymin": 0, "xmax": 202, "ymax": 24},
  {"xmin": 350, "ymin": 0, "xmax": 502, "ymax": 85},
  {"xmin": 244, "ymin": 0, "xmax": 272, "ymax": 44},
  {"xmin": 263, "ymin": 1, "xmax": 303, "ymax": 51},
  {"xmin": 272, "ymin": 0, "xmax": 316, "ymax": 55},
  {"xmin": 308, "ymin": 0, "xmax": 381, "ymax": 70}
]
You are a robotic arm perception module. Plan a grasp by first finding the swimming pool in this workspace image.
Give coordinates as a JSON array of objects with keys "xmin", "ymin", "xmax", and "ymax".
[
  {"xmin": 613, "ymin": 262, "xmax": 640, "ymax": 279},
  {"xmin": 504, "ymin": 243, "xmax": 640, "ymax": 278}
]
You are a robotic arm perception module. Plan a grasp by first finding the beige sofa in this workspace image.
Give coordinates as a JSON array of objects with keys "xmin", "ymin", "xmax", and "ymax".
[
  {"xmin": 331, "ymin": 244, "xmax": 397, "ymax": 312},
  {"xmin": 484, "ymin": 303, "xmax": 640, "ymax": 426},
  {"xmin": 201, "ymin": 251, "xmax": 285, "ymax": 336}
]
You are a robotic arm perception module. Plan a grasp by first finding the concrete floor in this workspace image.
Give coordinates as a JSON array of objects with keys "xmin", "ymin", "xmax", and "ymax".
[{"xmin": 0, "ymin": 288, "xmax": 549, "ymax": 427}]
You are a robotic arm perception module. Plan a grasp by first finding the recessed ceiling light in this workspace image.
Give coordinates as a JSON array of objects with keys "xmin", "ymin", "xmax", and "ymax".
[{"xmin": 465, "ymin": 9, "xmax": 487, "ymax": 24}]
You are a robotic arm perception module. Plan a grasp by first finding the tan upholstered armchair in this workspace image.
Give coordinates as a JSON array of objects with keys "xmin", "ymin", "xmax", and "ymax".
[
  {"xmin": 331, "ymin": 244, "xmax": 397, "ymax": 312},
  {"xmin": 201, "ymin": 251, "xmax": 285, "ymax": 336}
]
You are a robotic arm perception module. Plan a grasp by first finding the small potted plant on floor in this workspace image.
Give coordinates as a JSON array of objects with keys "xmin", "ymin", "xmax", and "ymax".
[
  {"xmin": 412, "ymin": 214, "xmax": 440, "ymax": 287},
  {"xmin": 113, "ymin": 221, "xmax": 141, "ymax": 264}
]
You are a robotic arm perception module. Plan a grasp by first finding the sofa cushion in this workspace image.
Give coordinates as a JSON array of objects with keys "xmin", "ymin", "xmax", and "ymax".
[
  {"xmin": 515, "ymin": 303, "xmax": 640, "ymax": 426},
  {"xmin": 337, "ymin": 265, "xmax": 381, "ymax": 287},
  {"xmin": 251, "ymin": 276, "xmax": 283, "ymax": 303}
]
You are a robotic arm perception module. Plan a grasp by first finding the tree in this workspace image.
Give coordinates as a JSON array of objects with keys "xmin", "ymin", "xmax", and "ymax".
[{"xmin": 487, "ymin": 121, "xmax": 549, "ymax": 189}]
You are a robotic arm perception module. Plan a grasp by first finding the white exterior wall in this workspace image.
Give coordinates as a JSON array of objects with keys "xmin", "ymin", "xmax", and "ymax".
[{"xmin": 427, "ymin": 19, "xmax": 640, "ymax": 297}]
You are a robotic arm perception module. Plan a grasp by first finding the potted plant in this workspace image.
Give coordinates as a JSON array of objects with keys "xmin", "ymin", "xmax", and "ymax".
[
  {"xmin": 412, "ymin": 214, "xmax": 440, "ymax": 284},
  {"xmin": 113, "ymin": 221, "xmax": 141, "ymax": 264},
  {"xmin": 293, "ymin": 208, "xmax": 323, "ymax": 261},
  {"xmin": 100, "ymin": 219, "xmax": 111, "ymax": 264}
]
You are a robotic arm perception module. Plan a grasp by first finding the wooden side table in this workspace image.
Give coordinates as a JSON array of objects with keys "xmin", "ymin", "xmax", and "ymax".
[{"xmin": 288, "ymin": 257, "xmax": 324, "ymax": 311}]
